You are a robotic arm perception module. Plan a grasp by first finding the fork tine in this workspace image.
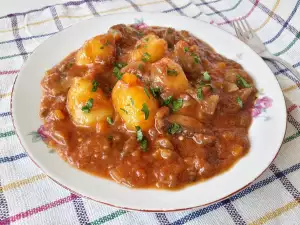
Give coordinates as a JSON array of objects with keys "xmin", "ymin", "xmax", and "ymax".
[
  {"xmin": 244, "ymin": 19, "xmax": 254, "ymax": 36},
  {"xmin": 236, "ymin": 20, "xmax": 246, "ymax": 38},
  {"xmin": 232, "ymin": 21, "xmax": 244, "ymax": 40}
]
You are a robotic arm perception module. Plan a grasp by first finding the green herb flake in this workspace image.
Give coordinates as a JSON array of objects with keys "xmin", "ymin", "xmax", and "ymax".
[
  {"xmin": 135, "ymin": 126, "xmax": 148, "ymax": 152},
  {"xmin": 237, "ymin": 96, "xmax": 243, "ymax": 108},
  {"xmin": 115, "ymin": 62, "xmax": 127, "ymax": 69},
  {"xmin": 113, "ymin": 67, "xmax": 123, "ymax": 80},
  {"xmin": 137, "ymin": 31, "xmax": 144, "ymax": 37},
  {"xmin": 120, "ymin": 108, "xmax": 128, "ymax": 114},
  {"xmin": 136, "ymin": 44, "xmax": 141, "ymax": 49},
  {"xmin": 168, "ymin": 123, "xmax": 183, "ymax": 135},
  {"xmin": 197, "ymin": 88, "xmax": 203, "ymax": 100},
  {"xmin": 163, "ymin": 96, "xmax": 173, "ymax": 106},
  {"xmin": 135, "ymin": 126, "xmax": 143, "ymax": 141},
  {"xmin": 142, "ymin": 52, "xmax": 151, "ymax": 62},
  {"xmin": 104, "ymin": 40, "xmax": 111, "ymax": 46},
  {"xmin": 66, "ymin": 62, "xmax": 74, "ymax": 69},
  {"xmin": 106, "ymin": 116, "xmax": 113, "ymax": 125},
  {"xmin": 130, "ymin": 97, "xmax": 135, "ymax": 106},
  {"xmin": 144, "ymin": 87, "xmax": 150, "ymax": 99},
  {"xmin": 167, "ymin": 69, "xmax": 178, "ymax": 76},
  {"xmin": 184, "ymin": 47, "xmax": 189, "ymax": 53},
  {"xmin": 91, "ymin": 80, "xmax": 99, "ymax": 92},
  {"xmin": 81, "ymin": 98, "xmax": 94, "ymax": 113},
  {"xmin": 191, "ymin": 53, "xmax": 200, "ymax": 64},
  {"xmin": 140, "ymin": 139, "xmax": 148, "ymax": 152},
  {"xmin": 138, "ymin": 64, "xmax": 143, "ymax": 70},
  {"xmin": 167, "ymin": 28, "xmax": 173, "ymax": 34},
  {"xmin": 172, "ymin": 98, "xmax": 183, "ymax": 112},
  {"xmin": 144, "ymin": 38, "xmax": 149, "ymax": 42},
  {"xmin": 108, "ymin": 135, "xmax": 113, "ymax": 141},
  {"xmin": 141, "ymin": 103, "xmax": 149, "ymax": 120},
  {"xmin": 150, "ymin": 87, "xmax": 160, "ymax": 99},
  {"xmin": 203, "ymin": 71, "xmax": 211, "ymax": 81},
  {"xmin": 236, "ymin": 75, "xmax": 251, "ymax": 88}
]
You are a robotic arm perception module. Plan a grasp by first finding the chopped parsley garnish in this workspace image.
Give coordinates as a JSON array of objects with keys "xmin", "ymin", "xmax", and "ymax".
[
  {"xmin": 167, "ymin": 28, "xmax": 173, "ymax": 34},
  {"xmin": 130, "ymin": 97, "xmax": 135, "ymax": 106},
  {"xmin": 135, "ymin": 126, "xmax": 143, "ymax": 141},
  {"xmin": 135, "ymin": 126, "xmax": 148, "ymax": 152},
  {"xmin": 66, "ymin": 62, "xmax": 74, "ymax": 69},
  {"xmin": 91, "ymin": 80, "xmax": 99, "ymax": 92},
  {"xmin": 142, "ymin": 52, "xmax": 151, "ymax": 62},
  {"xmin": 203, "ymin": 71, "xmax": 211, "ymax": 81},
  {"xmin": 172, "ymin": 98, "xmax": 183, "ymax": 112},
  {"xmin": 236, "ymin": 75, "xmax": 251, "ymax": 88},
  {"xmin": 108, "ymin": 135, "xmax": 113, "ymax": 141},
  {"xmin": 141, "ymin": 103, "xmax": 149, "ymax": 120},
  {"xmin": 81, "ymin": 98, "xmax": 94, "ymax": 113},
  {"xmin": 144, "ymin": 38, "xmax": 149, "ymax": 42},
  {"xmin": 106, "ymin": 116, "xmax": 113, "ymax": 125},
  {"xmin": 112, "ymin": 62, "xmax": 127, "ymax": 80},
  {"xmin": 150, "ymin": 87, "xmax": 160, "ymax": 99},
  {"xmin": 167, "ymin": 69, "xmax": 178, "ymax": 76},
  {"xmin": 168, "ymin": 123, "xmax": 183, "ymax": 135},
  {"xmin": 136, "ymin": 44, "xmax": 141, "ymax": 49},
  {"xmin": 237, "ymin": 96, "xmax": 243, "ymax": 108},
  {"xmin": 197, "ymin": 88, "xmax": 203, "ymax": 100},
  {"xmin": 120, "ymin": 108, "xmax": 128, "ymax": 114},
  {"xmin": 163, "ymin": 96, "xmax": 173, "ymax": 106},
  {"xmin": 137, "ymin": 31, "xmax": 144, "ymax": 37},
  {"xmin": 138, "ymin": 64, "xmax": 143, "ymax": 70},
  {"xmin": 100, "ymin": 40, "xmax": 111, "ymax": 49},
  {"xmin": 184, "ymin": 47, "xmax": 189, "ymax": 53},
  {"xmin": 191, "ymin": 53, "xmax": 200, "ymax": 64},
  {"xmin": 140, "ymin": 139, "xmax": 148, "ymax": 152},
  {"xmin": 144, "ymin": 87, "xmax": 150, "ymax": 99}
]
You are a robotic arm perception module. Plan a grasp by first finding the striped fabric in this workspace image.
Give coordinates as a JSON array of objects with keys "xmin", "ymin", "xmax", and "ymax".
[{"xmin": 0, "ymin": 0, "xmax": 300, "ymax": 224}]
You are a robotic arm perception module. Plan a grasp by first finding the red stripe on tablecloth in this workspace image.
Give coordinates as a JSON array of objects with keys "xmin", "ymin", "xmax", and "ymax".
[
  {"xmin": 287, "ymin": 104, "xmax": 298, "ymax": 113},
  {"xmin": 0, "ymin": 194, "xmax": 79, "ymax": 225},
  {"xmin": 0, "ymin": 70, "xmax": 19, "ymax": 75},
  {"xmin": 217, "ymin": 0, "xmax": 259, "ymax": 25}
]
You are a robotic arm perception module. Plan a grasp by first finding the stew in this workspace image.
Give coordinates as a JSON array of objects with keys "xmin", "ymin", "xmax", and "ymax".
[{"xmin": 40, "ymin": 24, "xmax": 257, "ymax": 189}]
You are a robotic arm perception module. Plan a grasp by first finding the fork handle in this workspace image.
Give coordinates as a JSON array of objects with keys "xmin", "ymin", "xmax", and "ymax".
[{"xmin": 262, "ymin": 55, "xmax": 300, "ymax": 81}]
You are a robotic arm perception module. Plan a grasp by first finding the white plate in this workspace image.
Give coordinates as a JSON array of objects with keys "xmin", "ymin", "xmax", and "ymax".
[{"xmin": 11, "ymin": 12, "xmax": 286, "ymax": 212}]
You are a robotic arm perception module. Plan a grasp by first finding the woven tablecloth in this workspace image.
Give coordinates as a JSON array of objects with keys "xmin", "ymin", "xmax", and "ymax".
[{"xmin": 1, "ymin": 0, "xmax": 300, "ymax": 224}]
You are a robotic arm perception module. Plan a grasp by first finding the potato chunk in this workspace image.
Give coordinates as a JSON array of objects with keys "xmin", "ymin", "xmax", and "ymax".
[
  {"xmin": 76, "ymin": 33, "xmax": 116, "ymax": 66},
  {"xmin": 129, "ymin": 34, "xmax": 167, "ymax": 63},
  {"xmin": 112, "ymin": 73, "xmax": 159, "ymax": 131},
  {"xmin": 150, "ymin": 58, "xmax": 189, "ymax": 94},
  {"xmin": 67, "ymin": 78, "xmax": 113, "ymax": 127}
]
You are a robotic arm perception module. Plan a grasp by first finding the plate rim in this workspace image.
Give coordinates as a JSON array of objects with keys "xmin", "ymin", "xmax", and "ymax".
[{"xmin": 11, "ymin": 12, "xmax": 287, "ymax": 212}]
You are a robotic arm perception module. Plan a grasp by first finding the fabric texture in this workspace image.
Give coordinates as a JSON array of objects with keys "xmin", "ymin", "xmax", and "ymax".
[{"xmin": 1, "ymin": 0, "xmax": 300, "ymax": 224}]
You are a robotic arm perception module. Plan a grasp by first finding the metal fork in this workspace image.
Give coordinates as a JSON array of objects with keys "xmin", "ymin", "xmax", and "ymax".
[{"xmin": 232, "ymin": 20, "xmax": 300, "ymax": 81}]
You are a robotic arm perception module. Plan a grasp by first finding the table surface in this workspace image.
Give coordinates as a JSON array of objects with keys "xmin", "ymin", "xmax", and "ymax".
[{"xmin": 0, "ymin": 0, "xmax": 65, "ymax": 17}]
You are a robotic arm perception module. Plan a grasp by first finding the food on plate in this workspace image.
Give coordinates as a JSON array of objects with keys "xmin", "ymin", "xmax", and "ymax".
[{"xmin": 40, "ymin": 24, "xmax": 257, "ymax": 189}]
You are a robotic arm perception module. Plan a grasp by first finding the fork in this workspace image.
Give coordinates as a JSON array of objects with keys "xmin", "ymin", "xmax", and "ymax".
[{"xmin": 232, "ymin": 20, "xmax": 300, "ymax": 81}]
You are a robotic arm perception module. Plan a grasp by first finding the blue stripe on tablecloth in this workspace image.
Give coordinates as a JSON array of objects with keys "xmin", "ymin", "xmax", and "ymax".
[
  {"xmin": 263, "ymin": 0, "xmax": 300, "ymax": 45},
  {"xmin": 163, "ymin": 1, "xmax": 191, "ymax": 14},
  {"xmin": 171, "ymin": 163, "xmax": 300, "ymax": 225},
  {"xmin": 0, "ymin": 153, "xmax": 27, "ymax": 164},
  {"xmin": 86, "ymin": 1, "xmax": 100, "ymax": 16},
  {"xmin": 269, "ymin": 164, "xmax": 300, "ymax": 200},
  {"xmin": 274, "ymin": 62, "xmax": 300, "ymax": 76},
  {"xmin": 0, "ymin": 179, "xmax": 10, "ymax": 224},
  {"xmin": 0, "ymin": 0, "xmax": 110, "ymax": 19},
  {"xmin": 125, "ymin": 0, "xmax": 142, "ymax": 12},
  {"xmin": 195, "ymin": 0, "xmax": 222, "ymax": 6},
  {"xmin": 0, "ymin": 52, "xmax": 31, "ymax": 60},
  {"xmin": 287, "ymin": 113, "xmax": 300, "ymax": 130},
  {"xmin": 223, "ymin": 199, "xmax": 246, "ymax": 225},
  {"xmin": 156, "ymin": 213, "xmax": 170, "ymax": 225},
  {"xmin": 270, "ymin": 61, "xmax": 300, "ymax": 84},
  {"xmin": 0, "ymin": 112, "xmax": 11, "ymax": 118},
  {"xmin": 0, "ymin": 32, "xmax": 57, "ymax": 45},
  {"xmin": 199, "ymin": 0, "xmax": 231, "ymax": 25},
  {"xmin": 71, "ymin": 193, "xmax": 90, "ymax": 225},
  {"xmin": 249, "ymin": 0, "xmax": 298, "ymax": 37},
  {"xmin": 50, "ymin": 6, "xmax": 64, "ymax": 31},
  {"xmin": 10, "ymin": 16, "xmax": 27, "ymax": 61}
]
